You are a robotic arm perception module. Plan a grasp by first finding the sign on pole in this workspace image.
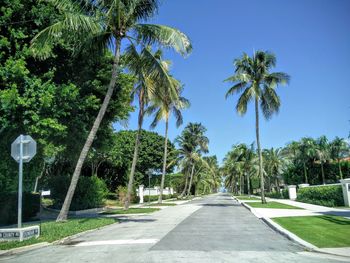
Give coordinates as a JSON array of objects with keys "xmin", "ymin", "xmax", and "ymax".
[{"xmin": 11, "ymin": 135, "xmax": 37, "ymax": 228}]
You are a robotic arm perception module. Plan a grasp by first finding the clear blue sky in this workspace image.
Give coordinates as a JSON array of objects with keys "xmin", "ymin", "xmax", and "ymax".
[{"xmin": 115, "ymin": 0, "xmax": 350, "ymax": 163}]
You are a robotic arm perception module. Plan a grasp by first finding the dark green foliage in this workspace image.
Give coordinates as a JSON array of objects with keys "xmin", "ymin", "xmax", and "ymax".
[
  {"xmin": 297, "ymin": 185, "xmax": 344, "ymax": 207},
  {"xmin": 284, "ymin": 162, "xmax": 350, "ymax": 186},
  {"xmin": 0, "ymin": 192, "xmax": 40, "ymax": 225},
  {"xmin": 48, "ymin": 176, "xmax": 108, "ymax": 211},
  {"xmin": 110, "ymin": 130, "xmax": 177, "ymax": 188},
  {"xmin": 265, "ymin": 189, "xmax": 288, "ymax": 199},
  {"xmin": 145, "ymin": 194, "xmax": 177, "ymax": 202}
]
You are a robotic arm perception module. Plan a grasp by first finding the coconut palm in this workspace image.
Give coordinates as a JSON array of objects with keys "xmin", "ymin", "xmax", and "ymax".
[
  {"xmin": 123, "ymin": 47, "xmax": 179, "ymax": 209},
  {"xmin": 315, "ymin": 136, "xmax": 330, "ymax": 184},
  {"xmin": 224, "ymin": 51, "xmax": 290, "ymax": 203},
  {"xmin": 31, "ymin": 0, "xmax": 192, "ymax": 221},
  {"xmin": 175, "ymin": 123, "xmax": 209, "ymax": 198},
  {"xmin": 263, "ymin": 148, "xmax": 286, "ymax": 193},
  {"xmin": 330, "ymin": 137, "xmax": 349, "ymax": 180},
  {"xmin": 147, "ymin": 83, "xmax": 190, "ymax": 203}
]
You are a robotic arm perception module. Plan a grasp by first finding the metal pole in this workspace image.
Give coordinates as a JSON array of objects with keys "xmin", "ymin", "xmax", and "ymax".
[
  {"xmin": 148, "ymin": 174, "xmax": 151, "ymax": 206},
  {"xmin": 18, "ymin": 134, "xmax": 23, "ymax": 228}
]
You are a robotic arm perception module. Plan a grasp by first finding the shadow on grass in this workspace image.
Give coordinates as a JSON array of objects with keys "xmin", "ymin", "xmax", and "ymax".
[{"xmin": 318, "ymin": 215, "xmax": 350, "ymax": 225}]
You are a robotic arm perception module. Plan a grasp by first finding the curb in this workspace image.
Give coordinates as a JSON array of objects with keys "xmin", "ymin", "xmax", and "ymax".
[
  {"xmin": 237, "ymin": 198, "xmax": 350, "ymax": 259},
  {"xmin": 0, "ymin": 220, "xmax": 119, "ymax": 256}
]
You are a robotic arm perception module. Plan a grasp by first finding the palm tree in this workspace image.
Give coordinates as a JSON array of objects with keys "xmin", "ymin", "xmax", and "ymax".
[
  {"xmin": 263, "ymin": 148, "xmax": 286, "ymax": 194},
  {"xmin": 123, "ymin": 47, "xmax": 178, "ymax": 209},
  {"xmin": 176, "ymin": 123, "xmax": 209, "ymax": 198},
  {"xmin": 31, "ymin": 0, "xmax": 192, "ymax": 221},
  {"xmin": 298, "ymin": 138, "xmax": 316, "ymax": 184},
  {"xmin": 315, "ymin": 136, "xmax": 330, "ymax": 184},
  {"xmin": 330, "ymin": 137, "xmax": 349, "ymax": 180},
  {"xmin": 147, "ymin": 84, "xmax": 190, "ymax": 203},
  {"xmin": 224, "ymin": 51, "xmax": 290, "ymax": 203}
]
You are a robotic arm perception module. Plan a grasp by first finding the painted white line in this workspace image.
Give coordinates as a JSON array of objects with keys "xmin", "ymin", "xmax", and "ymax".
[{"xmin": 74, "ymin": 239, "xmax": 159, "ymax": 247}]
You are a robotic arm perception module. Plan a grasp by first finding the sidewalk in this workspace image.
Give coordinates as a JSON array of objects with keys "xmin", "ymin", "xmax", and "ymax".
[{"xmin": 237, "ymin": 196, "xmax": 350, "ymax": 258}]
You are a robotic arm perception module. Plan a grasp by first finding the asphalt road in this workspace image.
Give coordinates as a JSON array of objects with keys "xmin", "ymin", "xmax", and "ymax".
[{"xmin": 1, "ymin": 193, "xmax": 348, "ymax": 263}]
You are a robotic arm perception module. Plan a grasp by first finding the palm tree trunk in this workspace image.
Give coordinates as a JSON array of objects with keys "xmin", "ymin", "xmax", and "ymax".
[
  {"xmin": 255, "ymin": 97, "xmax": 266, "ymax": 203},
  {"xmin": 180, "ymin": 170, "xmax": 189, "ymax": 198},
  {"xmin": 303, "ymin": 162, "xmax": 308, "ymax": 184},
  {"xmin": 275, "ymin": 178, "xmax": 280, "ymax": 193},
  {"xmin": 56, "ymin": 38, "xmax": 121, "ymax": 222},
  {"xmin": 158, "ymin": 116, "xmax": 169, "ymax": 204},
  {"xmin": 124, "ymin": 91, "xmax": 145, "ymax": 210},
  {"xmin": 187, "ymin": 163, "xmax": 195, "ymax": 196},
  {"xmin": 247, "ymin": 174, "xmax": 251, "ymax": 195},
  {"xmin": 34, "ymin": 162, "xmax": 46, "ymax": 193},
  {"xmin": 338, "ymin": 159, "xmax": 343, "ymax": 180},
  {"xmin": 321, "ymin": 163, "xmax": 326, "ymax": 185}
]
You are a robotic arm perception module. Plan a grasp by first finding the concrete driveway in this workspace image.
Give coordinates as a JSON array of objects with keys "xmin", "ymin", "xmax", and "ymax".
[{"xmin": 1, "ymin": 193, "xmax": 348, "ymax": 263}]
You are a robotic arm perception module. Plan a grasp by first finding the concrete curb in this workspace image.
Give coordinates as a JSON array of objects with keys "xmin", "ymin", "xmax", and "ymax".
[
  {"xmin": 237, "ymin": 198, "xmax": 350, "ymax": 259},
  {"xmin": 0, "ymin": 220, "xmax": 119, "ymax": 256}
]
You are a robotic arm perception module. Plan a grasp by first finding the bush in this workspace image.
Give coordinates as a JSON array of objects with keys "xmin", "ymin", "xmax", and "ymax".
[
  {"xmin": 266, "ymin": 189, "xmax": 289, "ymax": 199},
  {"xmin": 49, "ymin": 175, "xmax": 108, "ymax": 211},
  {"xmin": 0, "ymin": 192, "xmax": 40, "ymax": 225},
  {"xmin": 297, "ymin": 185, "xmax": 344, "ymax": 207}
]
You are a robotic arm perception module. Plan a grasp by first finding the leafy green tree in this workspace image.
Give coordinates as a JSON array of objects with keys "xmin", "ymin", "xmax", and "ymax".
[
  {"xmin": 147, "ymin": 82, "xmax": 190, "ymax": 203},
  {"xmin": 224, "ymin": 51, "xmax": 290, "ymax": 203},
  {"xmin": 0, "ymin": 0, "xmax": 132, "ymax": 195},
  {"xmin": 263, "ymin": 148, "xmax": 286, "ymax": 193},
  {"xmin": 31, "ymin": 0, "xmax": 192, "ymax": 220},
  {"xmin": 110, "ymin": 129, "xmax": 177, "ymax": 188}
]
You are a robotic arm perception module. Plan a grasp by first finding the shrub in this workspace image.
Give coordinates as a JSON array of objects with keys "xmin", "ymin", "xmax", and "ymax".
[
  {"xmin": 0, "ymin": 192, "xmax": 40, "ymax": 225},
  {"xmin": 49, "ymin": 175, "xmax": 108, "ymax": 211},
  {"xmin": 297, "ymin": 185, "xmax": 344, "ymax": 207}
]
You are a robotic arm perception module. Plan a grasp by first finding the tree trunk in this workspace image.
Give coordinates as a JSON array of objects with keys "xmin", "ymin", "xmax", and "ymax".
[
  {"xmin": 255, "ymin": 97, "xmax": 266, "ymax": 203},
  {"xmin": 124, "ymin": 89, "xmax": 145, "ymax": 209},
  {"xmin": 338, "ymin": 159, "xmax": 343, "ymax": 180},
  {"xmin": 186, "ymin": 163, "xmax": 195, "ymax": 196},
  {"xmin": 303, "ymin": 162, "xmax": 308, "ymax": 184},
  {"xmin": 180, "ymin": 170, "xmax": 189, "ymax": 198},
  {"xmin": 56, "ymin": 38, "xmax": 121, "ymax": 222},
  {"xmin": 247, "ymin": 173, "xmax": 251, "ymax": 195},
  {"xmin": 275, "ymin": 178, "xmax": 280, "ymax": 193},
  {"xmin": 321, "ymin": 163, "xmax": 326, "ymax": 185},
  {"xmin": 34, "ymin": 162, "xmax": 46, "ymax": 193},
  {"xmin": 158, "ymin": 116, "xmax": 169, "ymax": 204}
]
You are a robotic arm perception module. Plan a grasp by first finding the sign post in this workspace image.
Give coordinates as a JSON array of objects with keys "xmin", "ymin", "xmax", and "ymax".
[{"xmin": 11, "ymin": 135, "xmax": 37, "ymax": 229}]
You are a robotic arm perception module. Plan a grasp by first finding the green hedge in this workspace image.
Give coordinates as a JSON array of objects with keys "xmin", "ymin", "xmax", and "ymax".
[
  {"xmin": 0, "ymin": 192, "xmax": 40, "ymax": 225},
  {"xmin": 266, "ymin": 189, "xmax": 289, "ymax": 199},
  {"xmin": 144, "ymin": 194, "xmax": 178, "ymax": 203},
  {"xmin": 49, "ymin": 175, "xmax": 108, "ymax": 211},
  {"xmin": 297, "ymin": 185, "xmax": 344, "ymax": 207}
]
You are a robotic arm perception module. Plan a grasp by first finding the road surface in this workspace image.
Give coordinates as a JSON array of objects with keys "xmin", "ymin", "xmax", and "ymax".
[{"xmin": 1, "ymin": 193, "xmax": 348, "ymax": 263}]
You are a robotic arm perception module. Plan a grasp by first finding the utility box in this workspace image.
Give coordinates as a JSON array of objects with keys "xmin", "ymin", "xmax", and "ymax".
[
  {"xmin": 340, "ymin": 178, "xmax": 350, "ymax": 207},
  {"xmin": 288, "ymin": 185, "xmax": 297, "ymax": 200}
]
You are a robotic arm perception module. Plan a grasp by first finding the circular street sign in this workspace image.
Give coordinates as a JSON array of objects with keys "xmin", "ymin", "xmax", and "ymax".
[{"xmin": 11, "ymin": 135, "xmax": 37, "ymax": 163}]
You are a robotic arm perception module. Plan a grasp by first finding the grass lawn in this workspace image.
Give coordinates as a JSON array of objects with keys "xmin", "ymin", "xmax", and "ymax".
[
  {"xmin": 0, "ymin": 218, "xmax": 116, "ymax": 251},
  {"xmin": 273, "ymin": 215, "xmax": 350, "ymax": 248},
  {"xmin": 146, "ymin": 203, "xmax": 177, "ymax": 206},
  {"xmin": 247, "ymin": 201, "xmax": 303, "ymax": 209},
  {"xmin": 235, "ymin": 196, "xmax": 260, "ymax": 200},
  {"xmin": 101, "ymin": 207, "xmax": 160, "ymax": 215}
]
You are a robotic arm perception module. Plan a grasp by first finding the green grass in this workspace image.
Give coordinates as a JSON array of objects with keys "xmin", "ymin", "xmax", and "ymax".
[
  {"xmin": 0, "ymin": 218, "xmax": 116, "ymax": 251},
  {"xmin": 273, "ymin": 215, "xmax": 350, "ymax": 248},
  {"xmin": 235, "ymin": 195, "xmax": 260, "ymax": 200},
  {"xmin": 247, "ymin": 201, "xmax": 303, "ymax": 209},
  {"xmin": 146, "ymin": 203, "xmax": 177, "ymax": 206},
  {"xmin": 101, "ymin": 207, "xmax": 160, "ymax": 215}
]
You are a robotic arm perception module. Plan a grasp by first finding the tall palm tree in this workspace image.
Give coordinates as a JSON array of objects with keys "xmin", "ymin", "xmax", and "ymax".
[
  {"xmin": 298, "ymin": 138, "xmax": 316, "ymax": 184},
  {"xmin": 176, "ymin": 123, "xmax": 209, "ymax": 198},
  {"xmin": 330, "ymin": 137, "xmax": 349, "ymax": 180},
  {"xmin": 31, "ymin": 0, "xmax": 192, "ymax": 221},
  {"xmin": 315, "ymin": 136, "xmax": 330, "ymax": 184},
  {"xmin": 123, "ymin": 47, "xmax": 178, "ymax": 209},
  {"xmin": 147, "ymin": 84, "xmax": 190, "ymax": 203},
  {"xmin": 263, "ymin": 148, "xmax": 286, "ymax": 193},
  {"xmin": 224, "ymin": 51, "xmax": 290, "ymax": 203}
]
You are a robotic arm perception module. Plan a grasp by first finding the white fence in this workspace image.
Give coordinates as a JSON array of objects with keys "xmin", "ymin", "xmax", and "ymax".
[{"xmin": 136, "ymin": 185, "xmax": 175, "ymax": 204}]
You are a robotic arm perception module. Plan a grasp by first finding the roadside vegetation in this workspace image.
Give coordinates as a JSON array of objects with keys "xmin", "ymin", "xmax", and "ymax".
[
  {"xmin": 273, "ymin": 215, "xmax": 350, "ymax": 247},
  {"xmin": 247, "ymin": 202, "xmax": 303, "ymax": 210},
  {"xmin": 0, "ymin": 218, "xmax": 116, "ymax": 250}
]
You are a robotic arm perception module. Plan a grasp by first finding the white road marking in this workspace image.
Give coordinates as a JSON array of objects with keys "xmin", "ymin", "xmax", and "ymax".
[{"xmin": 74, "ymin": 239, "xmax": 159, "ymax": 247}]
